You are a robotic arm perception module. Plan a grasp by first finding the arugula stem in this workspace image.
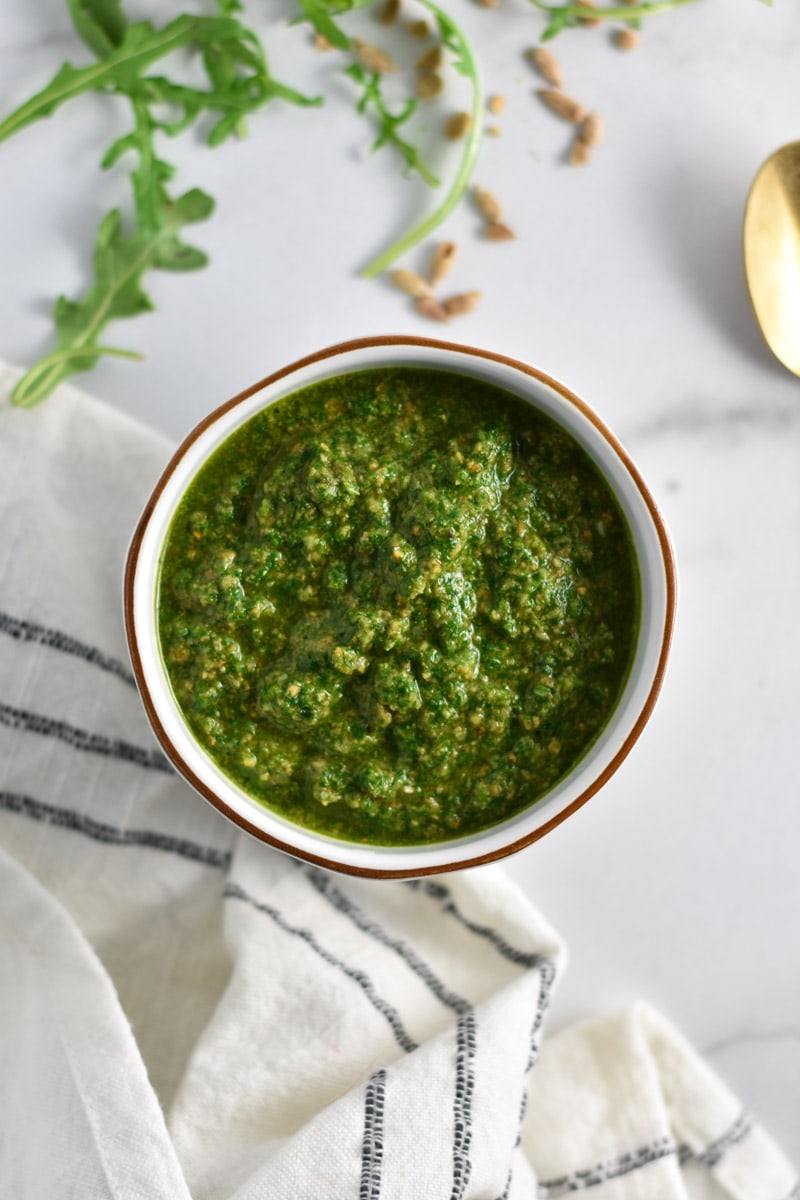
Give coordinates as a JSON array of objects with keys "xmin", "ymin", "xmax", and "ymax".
[
  {"xmin": 25, "ymin": 345, "xmax": 143, "ymax": 365},
  {"xmin": 413, "ymin": 158, "xmax": 440, "ymax": 190},
  {"xmin": 361, "ymin": 0, "xmax": 482, "ymax": 279},
  {"xmin": 11, "ymin": 346, "xmax": 144, "ymax": 409},
  {"xmin": 77, "ymin": 241, "xmax": 152, "ymax": 343},
  {"xmin": 529, "ymin": 0, "xmax": 700, "ymax": 21},
  {"xmin": 130, "ymin": 95, "xmax": 161, "ymax": 233}
]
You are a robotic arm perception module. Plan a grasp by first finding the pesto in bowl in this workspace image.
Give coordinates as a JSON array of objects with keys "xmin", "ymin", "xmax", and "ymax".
[{"xmin": 155, "ymin": 366, "xmax": 639, "ymax": 846}]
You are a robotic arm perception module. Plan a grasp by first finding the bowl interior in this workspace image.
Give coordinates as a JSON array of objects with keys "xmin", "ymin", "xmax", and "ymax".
[{"xmin": 126, "ymin": 337, "xmax": 675, "ymax": 877}]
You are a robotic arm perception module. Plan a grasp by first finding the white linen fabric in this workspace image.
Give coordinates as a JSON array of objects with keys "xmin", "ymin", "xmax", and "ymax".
[{"xmin": 0, "ymin": 365, "xmax": 796, "ymax": 1200}]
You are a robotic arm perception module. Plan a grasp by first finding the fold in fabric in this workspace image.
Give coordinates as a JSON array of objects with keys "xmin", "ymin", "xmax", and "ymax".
[{"xmin": 0, "ymin": 367, "xmax": 796, "ymax": 1200}]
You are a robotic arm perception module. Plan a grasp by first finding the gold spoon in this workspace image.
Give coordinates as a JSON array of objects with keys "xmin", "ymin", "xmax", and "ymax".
[{"xmin": 744, "ymin": 141, "xmax": 800, "ymax": 376}]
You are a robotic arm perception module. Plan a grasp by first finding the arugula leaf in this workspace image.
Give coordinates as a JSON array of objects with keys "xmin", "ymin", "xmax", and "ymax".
[
  {"xmin": 66, "ymin": 0, "xmax": 127, "ymax": 57},
  {"xmin": 11, "ymin": 191, "xmax": 214, "ymax": 409},
  {"xmin": 541, "ymin": 8, "xmax": 575, "ymax": 38},
  {"xmin": 295, "ymin": 0, "xmax": 353, "ymax": 51},
  {"xmin": 199, "ymin": 27, "xmax": 322, "ymax": 147},
  {"xmin": 361, "ymin": 0, "xmax": 483, "ymax": 278}
]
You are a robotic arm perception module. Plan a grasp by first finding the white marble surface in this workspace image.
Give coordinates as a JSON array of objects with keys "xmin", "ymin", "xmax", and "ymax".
[{"xmin": 2, "ymin": 0, "xmax": 799, "ymax": 1165}]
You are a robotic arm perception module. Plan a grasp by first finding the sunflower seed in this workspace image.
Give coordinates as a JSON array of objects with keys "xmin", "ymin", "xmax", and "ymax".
[
  {"xmin": 537, "ymin": 88, "xmax": 587, "ymax": 123},
  {"xmin": 614, "ymin": 27, "xmax": 640, "ymax": 50},
  {"xmin": 442, "ymin": 291, "xmax": 482, "ymax": 316},
  {"xmin": 443, "ymin": 111, "xmax": 472, "ymax": 140},
  {"xmin": 391, "ymin": 268, "xmax": 432, "ymax": 299},
  {"xmin": 377, "ymin": 0, "xmax": 400, "ymax": 24},
  {"xmin": 580, "ymin": 111, "xmax": 604, "ymax": 146},
  {"xmin": 353, "ymin": 39, "xmax": 397, "ymax": 73},
  {"xmin": 474, "ymin": 185, "xmax": 503, "ymax": 223},
  {"xmin": 416, "ymin": 70, "xmax": 444, "ymax": 100},
  {"xmin": 416, "ymin": 45, "xmax": 442, "ymax": 70},
  {"xmin": 429, "ymin": 241, "xmax": 458, "ymax": 285},
  {"xmin": 485, "ymin": 221, "xmax": 515, "ymax": 241},
  {"xmin": 415, "ymin": 296, "xmax": 450, "ymax": 322},
  {"xmin": 526, "ymin": 47, "xmax": 563, "ymax": 87}
]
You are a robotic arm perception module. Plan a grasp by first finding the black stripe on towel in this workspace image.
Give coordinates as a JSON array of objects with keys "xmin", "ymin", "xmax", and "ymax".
[
  {"xmin": 496, "ymin": 1163, "xmax": 513, "ymax": 1200},
  {"xmin": 515, "ymin": 958, "xmax": 558, "ymax": 1141},
  {"xmin": 536, "ymin": 1136, "xmax": 678, "ymax": 1197},
  {"xmin": 451, "ymin": 1008, "xmax": 477, "ymax": 1200},
  {"xmin": 224, "ymin": 881, "xmax": 419, "ymax": 1055},
  {"xmin": 301, "ymin": 866, "xmax": 471, "ymax": 1015},
  {"xmin": 535, "ymin": 1111, "xmax": 764, "ymax": 1198},
  {"xmin": 0, "ymin": 791, "xmax": 231, "ymax": 869},
  {"xmin": 691, "ymin": 1110, "xmax": 753, "ymax": 1168},
  {"xmin": 495, "ymin": 958, "xmax": 559, "ymax": 1200},
  {"xmin": 525, "ymin": 958, "xmax": 558, "ymax": 1074},
  {"xmin": 0, "ymin": 612, "xmax": 135, "ymax": 687},
  {"xmin": 0, "ymin": 701, "xmax": 172, "ymax": 773},
  {"xmin": 360, "ymin": 1068, "xmax": 387, "ymax": 1200},
  {"xmin": 405, "ymin": 878, "xmax": 550, "ymax": 971}
]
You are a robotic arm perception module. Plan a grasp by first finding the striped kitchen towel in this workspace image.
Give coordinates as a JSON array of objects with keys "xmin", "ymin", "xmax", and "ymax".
[{"xmin": 0, "ymin": 364, "xmax": 796, "ymax": 1200}]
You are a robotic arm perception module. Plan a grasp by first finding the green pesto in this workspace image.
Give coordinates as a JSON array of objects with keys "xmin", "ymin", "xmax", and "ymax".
[{"xmin": 157, "ymin": 368, "xmax": 639, "ymax": 845}]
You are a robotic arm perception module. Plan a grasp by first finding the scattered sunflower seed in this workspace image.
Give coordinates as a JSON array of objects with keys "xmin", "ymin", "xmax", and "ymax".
[
  {"xmin": 578, "ymin": 0, "xmax": 601, "ymax": 27},
  {"xmin": 526, "ymin": 47, "xmax": 563, "ymax": 87},
  {"xmin": 406, "ymin": 19, "xmax": 430, "ymax": 38},
  {"xmin": 580, "ymin": 111, "xmax": 604, "ymax": 146},
  {"xmin": 486, "ymin": 125, "xmax": 502, "ymax": 137},
  {"xmin": 488, "ymin": 94, "xmax": 507, "ymax": 115},
  {"xmin": 442, "ymin": 291, "xmax": 482, "ymax": 316},
  {"xmin": 537, "ymin": 88, "xmax": 587, "ymax": 123},
  {"xmin": 443, "ymin": 111, "xmax": 472, "ymax": 140},
  {"xmin": 568, "ymin": 111, "xmax": 603, "ymax": 165},
  {"xmin": 474, "ymin": 185, "xmax": 503, "ymax": 223},
  {"xmin": 416, "ymin": 70, "xmax": 444, "ymax": 100},
  {"xmin": 415, "ymin": 296, "xmax": 450, "ymax": 322},
  {"xmin": 429, "ymin": 241, "xmax": 458, "ymax": 285},
  {"xmin": 568, "ymin": 136, "xmax": 591, "ymax": 166},
  {"xmin": 377, "ymin": 0, "xmax": 400, "ymax": 24},
  {"xmin": 353, "ymin": 39, "xmax": 397, "ymax": 73},
  {"xmin": 314, "ymin": 33, "xmax": 333, "ymax": 51},
  {"xmin": 614, "ymin": 26, "xmax": 640, "ymax": 50},
  {"xmin": 478, "ymin": 0, "xmax": 502, "ymax": 8},
  {"xmin": 390, "ymin": 268, "xmax": 432, "ymax": 299},
  {"xmin": 416, "ymin": 45, "xmax": 442, "ymax": 71},
  {"xmin": 485, "ymin": 221, "xmax": 515, "ymax": 241}
]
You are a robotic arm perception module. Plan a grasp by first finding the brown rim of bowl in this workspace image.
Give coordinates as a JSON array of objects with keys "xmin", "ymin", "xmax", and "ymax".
[{"xmin": 124, "ymin": 334, "xmax": 677, "ymax": 879}]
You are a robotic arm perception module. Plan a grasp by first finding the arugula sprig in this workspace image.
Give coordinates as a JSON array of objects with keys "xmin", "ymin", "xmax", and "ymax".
[
  {"xmin": 292, "ymin": 0, "xmax": 439, "ymax": 187},
  {"xmin": 347, "ymin": 64, "xmax": 440, "ymax": 187},
  {"xmin": 1, "ymin": 18, "xmax": 249, "ymax": 144},
  {"xmin": 529, "ymin": 0, "xmax": 701, "ymax": 40},
  {"xmin": 11, "ymin": 196, "xmax": 215, "ymax": 410},
  {"xmin": 361, "ymin": 0, "xmax": 483, "ymax": 278},
  {"xmin": 1, "ymin": 4, "xmax": 319, "ymax": 407}
]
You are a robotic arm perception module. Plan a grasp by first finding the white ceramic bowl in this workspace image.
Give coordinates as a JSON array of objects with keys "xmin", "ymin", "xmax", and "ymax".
[{"xmin": 124, "ymin": 336, "xmax": 676, "ymax": 877}]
